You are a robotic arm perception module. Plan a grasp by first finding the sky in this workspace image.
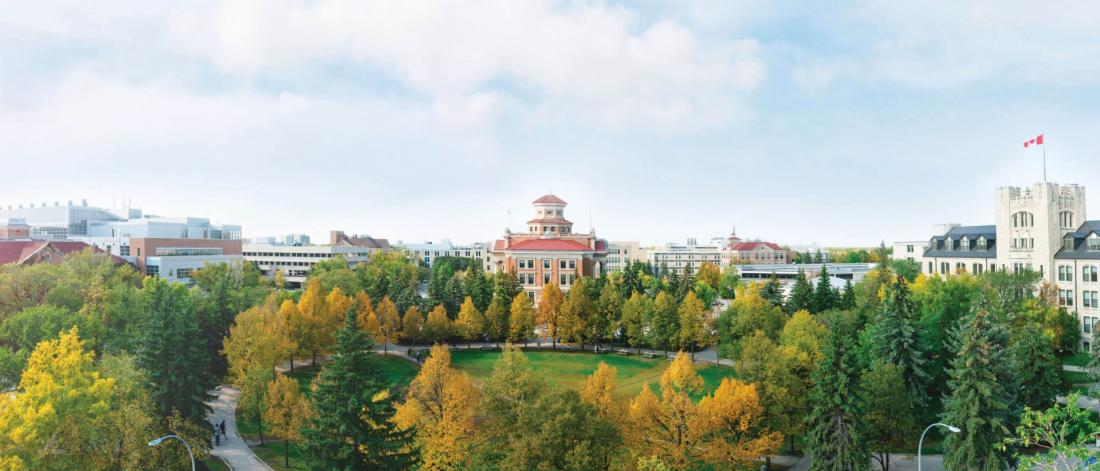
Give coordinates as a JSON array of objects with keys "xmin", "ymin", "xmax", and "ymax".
[{"xmin": 3, "ymin": 1, "xmax": 1100, "ymax": 247}]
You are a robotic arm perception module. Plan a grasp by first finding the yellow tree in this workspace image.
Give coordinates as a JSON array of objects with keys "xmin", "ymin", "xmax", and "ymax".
[
  {"xmin": 394, "ymin": 345, "xmax": 480, "ymax": 470},
  {"xmin": 0, "ymin": 328, "xmax": 115, "ymax": 469},
  {"xmin": 581, "ymin": 362, "xmax": 623, "ymax": 422},
  {"xmin": 508, "ymin": 292, "xmax": 536, "ymax": 346},
  {"xmin": 264, "ymin": 373, "xmax": 312, "ymax": 468},
  {"xmin": 424, "ymin": 305, "xmax": 452, "ymax": 345},
  {"xmin": 537, "ymin": 283, "xmax": 564, "ymax": 348},
  {"xmin": 402, "ymin": 306, "xmax": 425, "ymax": 347},
  {"xmin": 297, "ymin": 279, "xmax": 328, "ymax": 365},
  {"xmin": 696, "ymin": 262, "xmax": 721, "ymax": 290},
  {"xmin": 627, "ymin": 352, "xmax": 702, "ymax": 468},
  {"xmin": 455, "ymin": 297, "xmax": 484, "ymax": 348},
  {"xmin": 354, "ymin": 291, "xmax": 375, "ymax": 334},
  {"xmin": 375, "ymin": 296, "xmax": 402, "ymax": 354},
  {"xmin": 696, "ymin": 378, "xmax": 782, "ymax": 467},
  {"xmin": 322, "ymin": 287, "xmax": 354, "ymax": 355},
  {"xmin": 678, "ymin": 291, "xmax": 710, "ymax": 360},
  {"xmin": 278, "ymin": 299, "xmax": 302, "ymax": 373},
  {"xmin": 224, "ymin": 296, "xmax": 293, "ymax": 384}
]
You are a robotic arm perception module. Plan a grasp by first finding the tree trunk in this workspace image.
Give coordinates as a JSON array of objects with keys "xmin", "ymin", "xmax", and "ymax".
[
  {"xmin": 383, "ymin": 337, "xmax": 388, "ymax": 355},
  {"xmin": 289, "ymin": 356, "xmax": 295, "ymax": 373},
  {"xmin": 552, "ymin": 338, "xmax": 557, "ymax": 350},
  {"xmin": 311, "ymin": 351, "xmax": 316, "ymax": 366},
  {"xmin": 285, "ymin": 439, "xmax": 290, "ymax": 467}
]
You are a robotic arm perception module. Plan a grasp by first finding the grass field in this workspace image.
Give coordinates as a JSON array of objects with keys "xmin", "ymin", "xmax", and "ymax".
[
  {"xmin": 251, "ymin": 440, "xmax": 310, "ymax": 471},
  {"xmin": 1062, "ymin": 352, "xmax": 1091, "ymax": 368},
  {"xmin": 450, "ymin": 348, "xmax": 737, "ymax": 398}
]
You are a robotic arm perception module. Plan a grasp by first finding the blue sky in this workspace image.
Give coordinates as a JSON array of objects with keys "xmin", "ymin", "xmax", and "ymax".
[{"xmin": 3, "ymin": 1, "xmax": 1099, "ymax": 247}]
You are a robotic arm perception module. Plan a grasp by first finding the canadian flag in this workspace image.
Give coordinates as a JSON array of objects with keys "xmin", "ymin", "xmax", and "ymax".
[{"xmin": 1023, "ymin": 133, "xmax": 1044, "ymax": 148}]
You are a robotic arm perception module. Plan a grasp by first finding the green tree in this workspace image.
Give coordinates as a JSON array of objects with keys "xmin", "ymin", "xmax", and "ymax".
[
  {"xmin": 862, "ymin": 361, "xmax": 916, "ymax": 471},
  {"xmin": 301, "ymin": 309, "xmax": 416, "ymax": 469},
  {"xmin": 761, "ymin": 274, "xmax": 785, "ymax": 308},
  {"xmin": 464, "ymin": 264, "xmax": 493, "ymax": 312},
  {"xmin": 717, "ymin": 285, "xmax": 785, "ymax": 361},
  {"xmin": 678, "ymin": 291, "xmax": 710, "ymax": 360},
  {"xmin": 811, "ymin": 266, "xmax": 837, "ymax": 313},
  {"xmin": 786, "ymin": 270, "xmax": 813, "ymax": 314},
  {"xmin": 484, "ymin": 297, "xmax": 509, "ymax": 347},
  {"xmin": 806, "ymin": 319, "xmax": 868, "ymax": 471},
  {"xmin": 493, "ymin": 269, "xmax": 523, "ymax": 306},
  {"xmin": 718, "ymin": 265, "xmax": 741, "ymax": 300},
  {"xmin": 507, "ymin": 293, "xmax": 536, "ymax": 346},
  {"xmin": 838, "ymin": 280, "xmax": 855, "ymax": 310},
  {"xmin": 136, "ymin": 277, "xmax": 213, "ymax": 424},
  {"xmin": 942, "ymin": 307, "xmax": 1015, "ymax": 471},
  {"xmin": 1010, "ymin": 324, "xmax": 1061, "ymax": 410},
  {"xmin": 621, "ymin": 292, "xmax": 651, "ymax": 354},
  {"xmin": 650, "ymin": 291, "xmax": 679, "ymax": 356},
  {"xmin": 868, "ymin": 278, "xmax": 928, "ymax": 405},
  {"xmin": 999, "ymin": 393, "xmax": 1100, "ymax": 470},
  {"xmin": 594, "ymin": 286, "xmax": 622, "ymax": 350}
]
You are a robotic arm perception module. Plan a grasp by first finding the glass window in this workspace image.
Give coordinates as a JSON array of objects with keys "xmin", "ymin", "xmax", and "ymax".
[{"xmin": 1089, "ymin": 234, "xmax": 1100, "ymax": 251}]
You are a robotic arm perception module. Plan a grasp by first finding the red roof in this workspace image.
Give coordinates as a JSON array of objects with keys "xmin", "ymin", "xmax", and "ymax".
[
  {"xmin": 0, "ymin": 240, "xmax": 116, "ymax": 265},
  {"xmin": 731, "ymin": 241, "xmax": 783, "ymax": 251},
  {"xmin": 532, "ymin": 194, "xmax": 567, "ymax": 205},
  {"xmin": 504, "ymin": 239, "xmax": 593, "ymax": 252}
]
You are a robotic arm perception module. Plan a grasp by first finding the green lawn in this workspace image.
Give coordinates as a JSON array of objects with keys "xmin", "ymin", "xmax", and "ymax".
[
  {"xmin": 1062, "ymin": 352, "xmax": 1091, "ymax": 368},
  {"xmin": 251, "ymin": 440, "xmax": 310, "ymax": 471},
  {"xmin": 450, "ymin": 348, "xmax": 737, "ymax": 398},
  {"xmin": 199, "ymin": 458, "xmax": 230, "ymax": 471}
]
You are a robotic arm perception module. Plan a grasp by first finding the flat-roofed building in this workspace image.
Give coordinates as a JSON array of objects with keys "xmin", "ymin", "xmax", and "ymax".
[
  {"xmin": 243, "ymin": 243, "xmax": 378, "ymax": 288},
  {"xmin": 396, "ymin": 239, "xmax": 491, "ymax": 270}
]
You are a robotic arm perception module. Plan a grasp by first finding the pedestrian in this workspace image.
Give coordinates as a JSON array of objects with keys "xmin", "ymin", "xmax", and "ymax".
[
  {"xmin": 213, "ymin": 425, "xmax": 220, "ymax": 446},
  {"xmin": 219, "ymin": 419, "xmax": 227, "ymax": 440}
]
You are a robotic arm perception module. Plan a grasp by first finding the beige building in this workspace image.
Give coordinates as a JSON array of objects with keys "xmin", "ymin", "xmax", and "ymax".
[{"xmin": 606, "ymin": 241, "xmax": 646, "ymax": 272}]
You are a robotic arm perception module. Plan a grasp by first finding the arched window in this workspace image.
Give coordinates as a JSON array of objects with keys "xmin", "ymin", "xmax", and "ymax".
[
  {"xmin": 945, "ymin": 237, "xmax": 955, "ymax": 250},
  {"xmin": 1060, "ymin": 211, "xmax": 1075, "ymax": 229},
  {"xmin": 1013, "ymin": 211, "xmax": 1035, "ymax": 228},
  {"xmin": 959, "ymin": 236, "xmax": 969, "ymax": 251}
]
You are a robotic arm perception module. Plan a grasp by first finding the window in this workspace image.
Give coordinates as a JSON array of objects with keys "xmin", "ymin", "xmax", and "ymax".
[
  {"xmin": 568, "ymin": 260, "xmax": 576, "ymax": 270},
  {"xmin": 1060, "ymin": 211, "xmax": 1075, "ymax": 229},
  {"xmin": 1089, "ymin": 234, "xmax": 1100, "ymax": 251},
  {"xmin": 945, "ymin": 237, "xmax": 955, "ymax": 250},
  {"xmin": 1086, "ymin": 266, "xmax": 1099, "ymax": 283},
  {"xmin": 976, "ymin": 237, "xmax": 987, "ymax": 250},
  {"xmin": 560, "ymin": 260, "xmax": 566, "ymax": 269},
  {"xmin": 526, "ymin": 274, "xmax": 535, "ymax": 285},
  {"xmin": 120, "ymin": 245, "xmax": 130, "ymax": 256},
  {"xmin": 1059, "ymin": 289, "xmax": 1075, "ymax": 307},
  {"xmin": 940, "ymin": 262, "xmax": 949, "ymax": 275},
  {"xmin": 1013, "ymin": 211, "xmax": 1035, "ymax": 228},
  {"xmin": 928, "ymin": 262, "xmax": 933, "ymax": 274},
  {"xmin": 147, "ymin": 265, "xmax": 159, "ymax": 277},
  {"xmin": 176, "ymin": 268, "xmax": 193, "ymax": 279},
  {"xmin": 1059, "ymin": 266, "xmax": 1074, "ymax": 282},
  {"xmin": 1086, "ymin": 317, "xmax": 1094, "ymax": 334},
  {"xmin": 543, "ymin": 259, "xmax": 551, "ymax": 269},
  {"xmin": 544, "ymin": 273, "xmax": 551, "ymax": 285},
  {"xmin": 560, "ymin": 274, "xmax": 568, "ymax": 285},
  {"xmin": 1065, "ymin": 236, "xmax": 1076, "ymax": 251},
  {"xmin": 906, "ymin": 245, "xmax": 914, "ymax": 253},
  {"xmin": 518, "ymin": 259, "xmax": 527, "ymax": 269},
  {"xmin": 1084, "ymin": 291, "xmax": 1099, "ymax": 308},
  {"xmin": 959, "ymin": 236, "xmax": 969, "ymax": 251}
]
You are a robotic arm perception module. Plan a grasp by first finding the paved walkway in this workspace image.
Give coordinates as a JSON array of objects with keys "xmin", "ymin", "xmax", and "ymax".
[
  {"xmin": 207, "ymin": 385, "xmax": 272, "ymax": 471},
  {"xmin": 787, "ymin": 454, "xmax": 942, "ymax": 471}
]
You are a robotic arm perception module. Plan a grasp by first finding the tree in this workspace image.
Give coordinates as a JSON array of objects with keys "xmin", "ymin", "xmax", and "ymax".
[
  {"xmin": 862, "ymin": 361, "xmax": 915, "ymax": 471},
  {"xmin": 621, "ymin": 292, "xmax": 651, "ymax": 354},
  {"xmin": 493, "ymin": 269, "xmax": 523, "ymax": 306},
  {"xmin": 1011, "ymin": 325, "xmax": 1061, "ymax": 410},
  {"xmin": 483, "ymin": 297, "xmax": 509, "ymax": 347},
  {"xmin": 394, "ymin": 345, "xmax": 479, "ymax": 470},
  {"xmin": 455, "ymin": 297, "xmax": 484, "ymax": 347},
  {"xmin": 761, "ymin": 274, "xmax": 785, "ymax": 308},
  {"xmin": 718, "ymin": 266, "xmax": 741, "ymax": 300},
  {"xmin": 594, "ymin": 285, "xmax": 622, "ymax": 350},
  {"xmin": 838, "ymin": 280, "xmax": 855, "ymax": 310},
  {"xmin": 737, "ymin": 331, "xmax": 814, "ymax": 455},
  {"xmin": 463, "ymin": 265, "xmax": 493, "ymax": 312},
  {"xmin": 401, "ymin": 306, "xmax": 425, "ymax": 347},
  {"xmin": 650, "ymin": 291, "xmax": 679, "ymax": 356},
  {"xmin": 265, "ymin": 373, "xmax": 312, "ymax": 468},
  {"xmin": 223, "ymin": 296, "xmax": 293, "ymax": 384},
  {"xmin": 239, "ymin": 365, "xmax": 274, "ymax": 445},
  {"xmin": 0, "ymin": 305, "xmax": 94, "ymax": 354},
  {"xmin": 717, "ymin": 285, "xmax": 785, "ymax": 361},
  {"xmin": 301, "ymin": 310, "xmax": 416, "ymax": 469},
  {"xmin": 628, "ymin": 353, "xmax": 780, "ymax": 469},
  {"xmin": 0, "ymin": 328, "xmax": 115, "ymax": 469},
  {"xmin": 942, "ymin": 307, "xmax": 1015, "ymax": 471},
  {"xmin": 812, "ymin": 266, "xmax": 837, "ymax": 313},
  {"xmin": 376, "ymin": 296, "xmax": 402, "ymax": 354},
  {"xmin": 696, "ymin": 262, "xmax": 721, "ymax": 290},
  {"xmin": 678, "ymin": 291, "xmax": 710, "ymax": 360},
  {"xmin": 423, "ymin": 305, "xmax": 452, "ymax": 345},
  {"xmin": 868, "ymin": 278, "xmax": 928, "ymax": 405},
  {"xmin": 558, "ymin": 277, "xmax": 594, "ymax": 350},
  {"xmin": 538, "ymin": 283, "xmax": 564, "ymax": 348},
  {"xmin": 137, "ymin": 277, "xmax": 213, "ymax": 424},
  {"xmin": 580, "ymin": 362, "xmax": 623, "ymax": 422},
  {"xmin": 999, "ymin": 393, "xmax": 1100, "ymax": 470},
  {"xmin": 507, "ymin": 293, "xmax": 535, "ymax": 346},
  {"xmin": 786, "ymin": 270, "xmax": 813, "ymax": 314},
  {"xmin": 806, "ymin": 319, "xmax": 868, "ymax": 471},
  {"xmin": 296, "ymin": 279, "xmax": 329, "ymax": 366}
]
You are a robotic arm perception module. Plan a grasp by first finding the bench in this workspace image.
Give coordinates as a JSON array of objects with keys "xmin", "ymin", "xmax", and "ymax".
[{"xmin": 642, "ymin": 353, "xmax": 656, "ymax": 359}]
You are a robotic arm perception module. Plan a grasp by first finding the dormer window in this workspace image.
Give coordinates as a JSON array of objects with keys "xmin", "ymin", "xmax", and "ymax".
[
  {"xmin": 1089, "ymin": 233, "xmax": 1100, "ymax": 251},
  {"xmin": 1064, "ymin": 235, "xmax": 1075, "ymax": 251},
  {"xmin": 976, "ymin": 236, "xmax": 987, "ymax": 250},
  {"xmin": 959, "ymin": 236, "xmax": 969, "ymax": 251},
  {"xmin": 945, "ymin": 237, "xmax": 955, "ymax": 250}
]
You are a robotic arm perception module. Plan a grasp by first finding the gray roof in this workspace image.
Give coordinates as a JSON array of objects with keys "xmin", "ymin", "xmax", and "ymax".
[
  {"xmin": 1055, "ymin": 220, "xmax": 1100, "ymax": 260},
  {"xmin": 923, "ymin": 224, "xmax": 997, "ymax": 259}
]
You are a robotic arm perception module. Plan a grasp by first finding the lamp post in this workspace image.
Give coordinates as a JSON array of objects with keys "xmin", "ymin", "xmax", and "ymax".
[
  {"xmin": 148, "ymin": 434, "xmax": 195, "ymax": 471},
  {"xmin": 917, "ymin": 423, "xmax": 960, "ymax": 471}
]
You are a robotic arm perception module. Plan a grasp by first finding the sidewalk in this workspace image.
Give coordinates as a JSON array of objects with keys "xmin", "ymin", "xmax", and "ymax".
[{"xmin": 207, "ymin": 385, "xmax": 272, "ymax": 471}]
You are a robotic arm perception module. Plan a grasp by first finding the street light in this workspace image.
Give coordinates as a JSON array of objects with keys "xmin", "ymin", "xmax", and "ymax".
[
  {"xmin": 148, "ymin": 434, "xmax": 196, "ymax": 471},
  {"xmin": 917, "ymin": 423, "xmax": 961, "ymax": 471}
]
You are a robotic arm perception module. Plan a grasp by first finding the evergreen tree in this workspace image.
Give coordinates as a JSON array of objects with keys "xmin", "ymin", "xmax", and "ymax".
[
  {"xmin": 484, "ymin": 297, "xmax": 509, "ymax": 347},
  {"xmin": 806, "ymin": 319, "xmax": 868, "ymax": 471},
  {"xmin": 137, "ymin": 277, "xmax": 214, "ymax": 424},
  {"xmin": 786, "ymin": 270, "xmax": 813, "ymax": 314},
  {"xmin": 839, "ymin": 280, "xmax": 855, "ymax": 310},
  {"xmin": 942, "ymin": 307, "xmax": 1015, "ymax": 471},
  {"xmin": 761, "ymin": 274, "xmax": 785, "ymax": 308},
  {"xmin": 868, "ymin": 278, "xmax": 928, "ymax": 405},
  {"xmin": 301, "ymin": 309, "xmax": 416, "ymax": 469},
  {"xmin": 594, "ymin": 286, "xmax": 622, "ymax": 350},
  {"xmin": 1010, "ymin": 324, "xmax": 1061, "ymax": 410},
  {"xmin": 493, "ymin": 268, "xmax": 523, "ymax": 305},
  {"xmin": 811, "ymin": 266, "xmax": 837, "ymax": 313}
]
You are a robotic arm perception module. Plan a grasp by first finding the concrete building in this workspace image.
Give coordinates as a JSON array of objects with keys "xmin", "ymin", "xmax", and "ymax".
[
  {"xmin": 891, "ymin": 241, "xmax": 929, "ymax": 262},
  {"xmin": 0, "ymin": 200, "xmax": 123, "ymax": 240},
  {"xmin": 737, "ymin": 262, "xmax": 877, "ymax": 284},
  {"xmin": 242, "ymin": 243, "xmax": 377, "ymax": 288},
  {"xmin": 905, "ymin": 182, "xmax": 1100, "ymax": 350},
  {"xmin": 606, "ymin": 241, "xmax": 646, "ymax": 272},
  {"xmin": 394, "ymin": 239, "xmax": 491, "ymax": 270},
  {"xmin": 284, "ymin": 234, "xmax": 310, "ymax": 246},
  {"xmin": 648, "ymin": 238, "xmax": 723, "ymax": 275},
  {"xmin": 491, "ymin": 194, "xmax": 607, "ymax": 300}
]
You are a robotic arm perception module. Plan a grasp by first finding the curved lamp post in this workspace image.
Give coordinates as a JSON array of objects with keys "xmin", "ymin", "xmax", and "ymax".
[
  {"xmin": 918, "ymin": 423, "xmax": 960, "ymax": 471},
  {"xmin": 148, "ymin": 434, "xmax": 196, "ymax": 471}
]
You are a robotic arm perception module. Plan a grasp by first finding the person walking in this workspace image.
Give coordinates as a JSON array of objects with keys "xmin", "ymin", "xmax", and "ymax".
[
  {"xmin": 213, "ymin": 424, "xmax": 220, "ymax": 446},
  {"xmin": 219, "ymin": 419, "xmax": 227, "ymax": 440}
]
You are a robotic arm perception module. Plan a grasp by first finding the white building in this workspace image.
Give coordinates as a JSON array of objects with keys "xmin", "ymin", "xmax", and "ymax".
[
  {"xmin": 395, "ymin": 239, "xmax": 491, "ymax": 270},
  {"xmin": 908, "ymin": 182, "xmax": 1100, "ymax": 350},
  {"xmin": 891, "ymin": 241, "xmax": 929, "ymax": 262},
  {"xmin": 0, "ymin": 200, "xmax": 124, "ymax": 240},
  {"xmin": 606, "ymin": 241, "xmax": 646, "ymax": 273},
  {"xmin": 242, "ymin": 243, "xmax": 377, "ymax": 288},
  {"xmin": 648, "ymin": 238, "xmax": 724, "ymax": 275}
]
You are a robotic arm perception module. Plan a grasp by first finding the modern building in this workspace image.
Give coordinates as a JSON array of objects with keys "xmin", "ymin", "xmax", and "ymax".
[
  {"xmin": 394, "ymin": 239, "xmax": 491, "ymax": 270},
  {"xmin": 284, "ymin": 234, "xmax": 310, "ymax": 246},
  {"xmin": 242, "ymin": 243, "xmax": 378, "ymax": 288},
  {"xmin": 490, "ymin": 194, "xmax": 607, "ymax": 300},
  {"xmin": 737, "ymin": 262, "xmax": 877, "ymax": 284},
  {"xmin": 647, "ymin": 238, "xmax": 724, "ymax": 275},
  {"xmin": 606, "ymin": 241, "xmax": 646, "ymax": 272},
  {"xmin": 904, "ymin": 182, "xmax": 1100, "ymax": 350},
  {"xmin": 0, "ymin": 200, "xmax": 123, "ymax": 240}
]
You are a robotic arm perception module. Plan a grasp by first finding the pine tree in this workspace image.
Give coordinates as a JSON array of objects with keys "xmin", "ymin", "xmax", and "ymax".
[
  {"xmin": 806, "ymin": 319, "xmax": 868, "ymax": 471},
  {"xmin": 761, "ymin": 274, "xmax": 785, "ymax": 308},
  {"xmin": 137, "ymin": 277, "xmax": 214, "ymax": 424},
  {"xmin": 811, "ymin": 266, "xmax": 836, "ymax": 313},
  {"xmin": 942, "ymin": 307, "xmax": 1014, "ymax": 471},
  {"xmin": 301, "ymin": 309, "xmax": 417, "ymax": 469},
  {"xmin": 1010, "ymin": 324, "xmax": 1061, "ymax": 410},
  {"xmin": 493, "ymin": 269, "xmax": 523, "ymax": 305},
  {"xmin": 786, "ymin": 270, "xmax": 813, "ymax": 314},
  {"xmin": 868, "ymin": 278, "xmax": 928, "ymax": 405},
  {"xmin": 839, "ymin": 280, "xmax": 855, "ymax": 310}
]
